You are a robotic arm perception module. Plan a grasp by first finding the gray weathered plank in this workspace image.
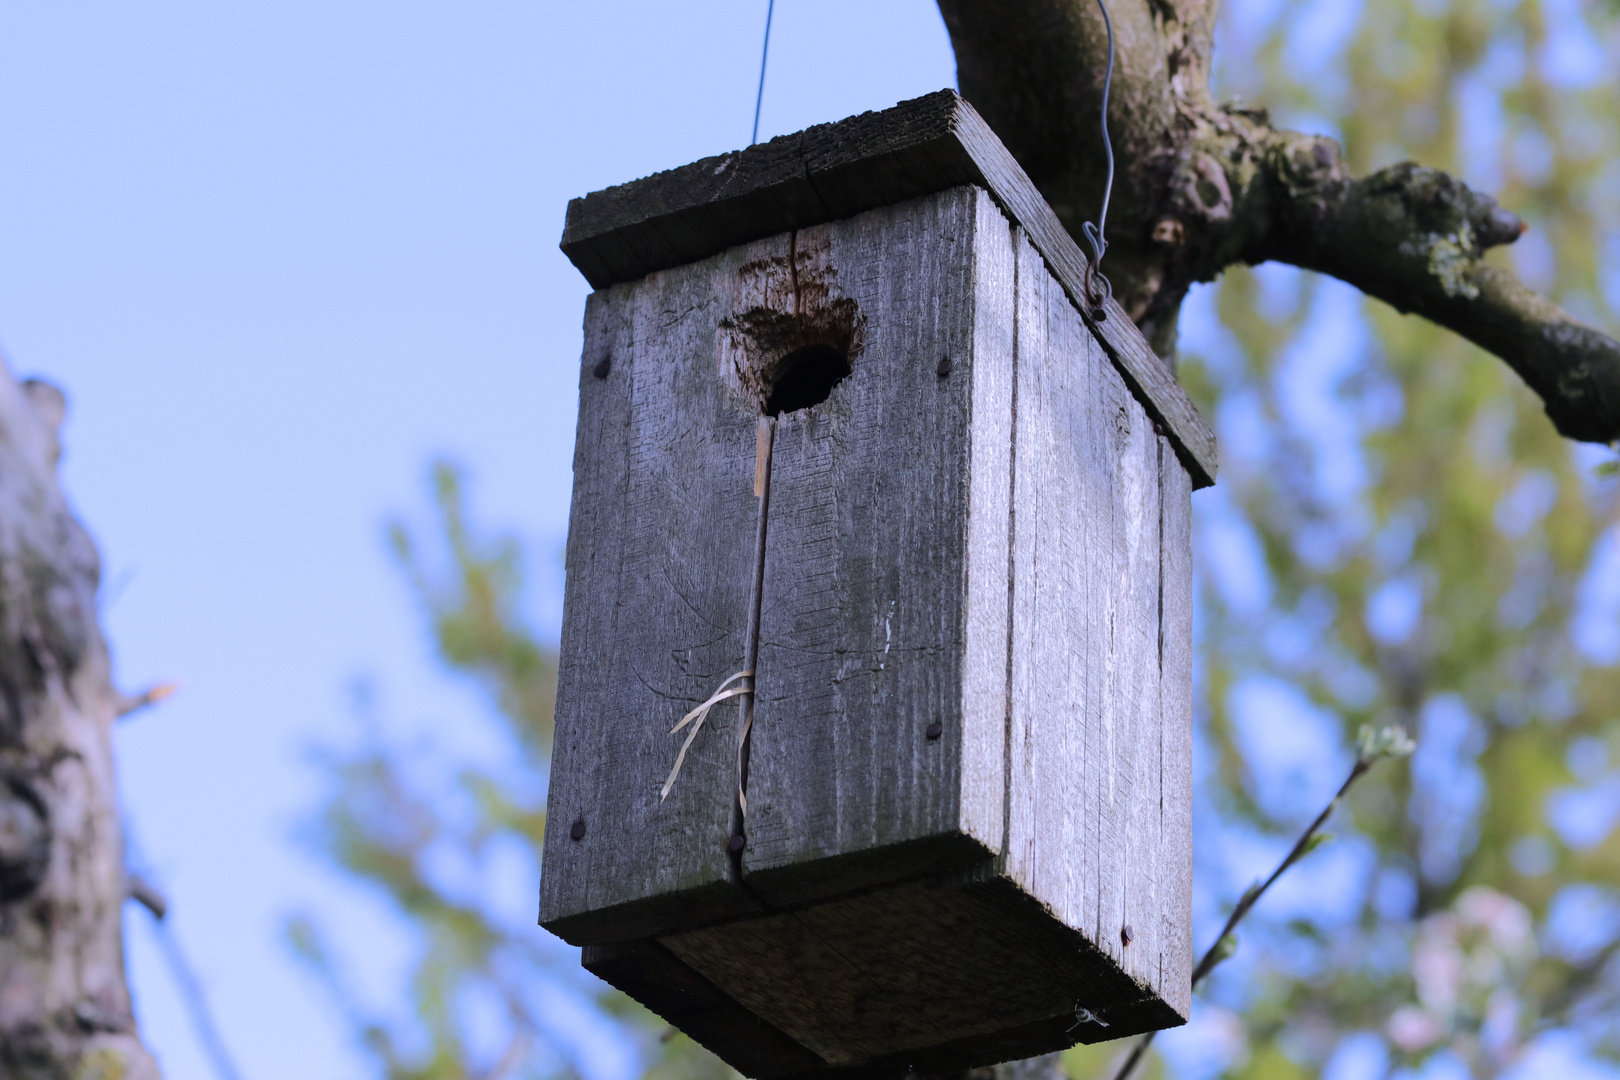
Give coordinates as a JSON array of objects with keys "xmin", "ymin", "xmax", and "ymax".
[
  {"xmin": 558, "ymin": 90, "xmax": 1217, "ymax": 490},
  {"xmin": 961, "ymin": 188, "xmax": 1018, "ymax": 853},
  {"xmin": 949, "ymin": 104, "xmax": 1217, "ymax": 491},
  {"xmin": 545, "ymin": 160, "xmax": 1199, "ymax": 1072},
  {"xmin": 1157, "ymin": 438, "xmax": 1195, "ymax": 1016},
  {"xmin": 1004, "ymin": 227, "xmax": 1180, "ymax": 1017},
  {"xmin": 660, "ymin": 872, "xmax": 1178, "ymax": 1073},
  {"xmin": 742, "ymin": 186, "xmax": 1006, "ymax": 905},
  {"xmin": 581, "ymin": 938, "xmax": 826, "ymax": 1078},
  {"xmin": 539, "ymin": 256, "xmax": 768, "ymax": 945},
  {"xmin": 1006, "ymin": 227, "xmax": 1106, "ymax": 970},
  {"xmin": 1111, "ymin": 370, "xmax": 1164, "ymax": 995}
]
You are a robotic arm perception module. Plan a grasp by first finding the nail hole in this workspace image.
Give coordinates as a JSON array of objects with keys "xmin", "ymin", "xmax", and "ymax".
[
  {"xmin": 764, "ymin": 344, "xmax": 850, "ymax": 416},
  {"xmin": 570, "ymin": 818, "xmax": 587, "ymax": 841},
  {"xmin": 925, "ymin": 720, "xmax": 943, "ymax": 741},
  {"xmin": 592, "ymin": 354, "xmax": 612, "ymax": 379}
]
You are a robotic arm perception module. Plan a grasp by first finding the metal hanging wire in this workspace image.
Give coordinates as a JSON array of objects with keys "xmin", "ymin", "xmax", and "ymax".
[
  {"xmin": 1081, "ymin": 0, "xmax": 1116, "ymax": 316},
  {"xmin": 751, "ymin": 0, "xmax": 776, "ymax": 145}
]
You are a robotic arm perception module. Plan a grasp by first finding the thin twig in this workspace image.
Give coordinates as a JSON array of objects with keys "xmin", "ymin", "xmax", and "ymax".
[
  {"xmin": 1107, "ymin": 725, "xmax": 1413, "ymax": 1080},
  {"xmin": 126, "ymin": 871, "xmax": 168, "ymax": 920},
  {"xmin": 125, "ymin": 821, "xmax": 245, "ymax": 1080},
  {"xmin": 116, "ymin": 680, "xmax": 179, "ymax": 719},
  {"xmin": 479, "ymin": 1030, "xmax": 532, "ymax": 1080},
  {"xmin": 149, "ymin": 909, "xmax": 247, "ymax": 1080}
]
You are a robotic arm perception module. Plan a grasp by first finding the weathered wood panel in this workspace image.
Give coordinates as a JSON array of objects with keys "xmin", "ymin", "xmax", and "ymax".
[
  {"xmin": 948, "ymin": 102, "xmax": 1217, "ymax": 490},
  {"xmin": 543, "ymin": 163, "xmax": 1199, "ymax": 1073},
  {"xmin": 661, "ymin": 871, "xmax": 1174, "ymax": 1072},
  {"xmin": 742, "ymin": 186, "xmax": 1010, "ymax": 905},
  {"xmin": 1157, "ymin": 436, "xmax": 1196, "ymax": 1015},
  {"xmin": 581, "ymin": 938, "xmax": 824, "ymax": 1078},
  {"xmin": 961, "ymin": 187, "xmax": 1018, "ymax": 854},
  {"xmin": 1004, "ymin": 228, "xmax": 1180, "ymax": 1014},
  {"xmin": 539, "ymin": 260, "xmax": 766, "ymax": 945},
  {"xmin": 558, "ymin": 90, "xmax": 1217, "ymax": 489}
]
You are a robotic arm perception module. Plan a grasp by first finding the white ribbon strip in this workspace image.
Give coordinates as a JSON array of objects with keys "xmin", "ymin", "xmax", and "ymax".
[{"xmin": 660, "ymin": 670, "xmax": 753, "ymax": 802}]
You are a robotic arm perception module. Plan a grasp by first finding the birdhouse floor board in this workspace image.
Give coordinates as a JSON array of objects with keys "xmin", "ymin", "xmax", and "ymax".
[
  {"xmin": 581, "ymin": 937, "xmax": 826, "ymax": 1078},
  {"xmin": 660, "ymin": 874, "xmax": 1181, "ymax": 1067}
]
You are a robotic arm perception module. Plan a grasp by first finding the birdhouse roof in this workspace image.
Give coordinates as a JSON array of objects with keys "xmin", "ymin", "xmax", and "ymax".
[{"xmin": 559, "ymin": 90, "xmax": 1215, "ymax": 487}]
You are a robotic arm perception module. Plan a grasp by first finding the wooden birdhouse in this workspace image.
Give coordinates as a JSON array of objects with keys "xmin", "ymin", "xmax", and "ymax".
[{"xmin": 540, "ymin": 90, "xmax": 1218, "ymax": 1079}]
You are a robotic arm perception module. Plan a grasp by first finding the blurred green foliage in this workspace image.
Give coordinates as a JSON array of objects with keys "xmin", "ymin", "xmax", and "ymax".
[
  {"xmin": 294, "ymin": 2, "xmax": 1620, "ymax": 1078},
  {"xmin": 1071, "ymin": 1, "xmax": 1620, "ymax": 1077},
  {"xmin": 289, "ymin": 462, "xmax": 734, "ymax": 1080}
]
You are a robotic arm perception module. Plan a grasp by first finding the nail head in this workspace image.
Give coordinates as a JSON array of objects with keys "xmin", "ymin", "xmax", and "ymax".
[
  {"xmin": 727, "ymin": 835, "xmax": 746, "ymax": 854},
  {"xmin": 570, "ymin": 818, "xmax": 587, "ymax": 841},
  {"xmin": 925, "ymin": 720, "xmax": 943, "ymax": 740},
  {"xmin": 936, "ymin": 355, "xmax": 952, "ymax": 377},
  {"xmin": 592, "ymin": 355, "xmax": 612, "ymax": 379},
  {"xmin": 1121, "ymin": 925, "xmax": 1134, "ymax": 945}
]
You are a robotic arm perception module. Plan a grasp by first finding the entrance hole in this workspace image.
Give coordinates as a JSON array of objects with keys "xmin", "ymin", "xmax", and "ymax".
[{"xmin": 764, "ymin": 344, "xmax": 851, "ymax": 416}]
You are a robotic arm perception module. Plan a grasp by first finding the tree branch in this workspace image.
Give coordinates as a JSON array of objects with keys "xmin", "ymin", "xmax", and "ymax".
[
  {"xmin": 1106, "ymin": 725, "xmax": 1414, "ymax": 1080},
  {"xmin": 938, "ymin": 1, "xmax": 1620, "ymax": 444},
  {"xmin": 1211, "ymin": 118, "xmax": 1620, "ymax": 443}
]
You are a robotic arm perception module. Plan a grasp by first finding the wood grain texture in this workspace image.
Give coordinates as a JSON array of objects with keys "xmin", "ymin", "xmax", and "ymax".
[
  {"xmin": 582, "ymin": 938, "xmax": 826, "ymax": 1078},
  {"xmin": 539, "ymin": 265, "xmax": 767, "ymax": 945},
  {"xmin": 544, "ymin": 178, "xmax": 1197, "ymax": 1073},
  {"xmin": 948, "ymin": 104, "xmax": 1217, "ymax": 490},
  {"xmin": 742, "ymin": 187, "xmax": 1003, "ymax": 905},
  {"xmin": 1157, "ymin": 437, "xmax": 1196, "ymax": 1016},
  {"xmin": 561, "ymin": 91, "xmax": 970, "ymax": 290},
  {"xmin": 558, "ymin": 90, "xmax": 1217, "ymax": 490},
  {"xmin": 1003, "ymin": 228, "xmax": 1185, "ymax": 1022},
  {"xmin": 961, "ymin": 187, "xmax": 1018, "ymax": 855},
  {"xmin": 660, "ymin": 871, "xmax": 1177, "ymax": 1074}
]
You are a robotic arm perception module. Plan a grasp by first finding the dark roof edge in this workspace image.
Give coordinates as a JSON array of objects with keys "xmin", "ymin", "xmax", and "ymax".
[{"xmin": 559, "ymin": 90, "xmax": 1216, "ymax": 488}]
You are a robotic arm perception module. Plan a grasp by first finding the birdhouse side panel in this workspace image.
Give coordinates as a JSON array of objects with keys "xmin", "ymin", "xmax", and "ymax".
[
  {"xmin": 1158, "ymin": 432, "xmax": 1195, "ymax": 1019},
  {"xmin": 540, "ymin": 269, "xmax": 768, "ymax": 945},
  {"xmin": 740, "ymin": 186, "xmax": 1014, "ymax": 904},
  {"xmin": 959, "ymin": 188, "xmax": 1019, "ymax": 866},
  {"xmin": 1004, "ymin": 230, "xmax": 1192, "ymax": 1015}
]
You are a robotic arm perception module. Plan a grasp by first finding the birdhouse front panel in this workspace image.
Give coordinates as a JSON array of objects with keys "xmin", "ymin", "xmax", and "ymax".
[
  {"xmin": 540, "ymin": 263, "xmax": 767, "ymax": 946},
  {"xmin": 540, "ymin": 90, "xmax": 1215, "ymax": 1079},
  {"xmin": 736, "ymin": 184, "xmax": 1013, "ymax": 901}
]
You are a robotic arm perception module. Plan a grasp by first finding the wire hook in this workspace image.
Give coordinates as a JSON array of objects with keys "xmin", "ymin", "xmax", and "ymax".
[{"xmin": 1081, "ymin": 0, "xmax": 1116, "ymax": 318}]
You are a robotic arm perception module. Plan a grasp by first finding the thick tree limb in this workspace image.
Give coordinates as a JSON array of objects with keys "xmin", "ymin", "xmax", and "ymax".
[{"xmin": 939, "ymin": 0, "xmax": 1620, "ymax": 444}]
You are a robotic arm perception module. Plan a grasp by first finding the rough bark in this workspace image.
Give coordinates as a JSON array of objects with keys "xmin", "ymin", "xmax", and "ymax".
[
  {"xmin": 938, "ymin": 0, "xmax": 1620, "ymax": 444},
  {"xmin": 0, "ymin": 361, "xmax": 160, "ymax": 1079}
]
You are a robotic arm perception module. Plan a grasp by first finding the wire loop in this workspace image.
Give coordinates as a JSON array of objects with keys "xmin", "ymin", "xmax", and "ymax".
[{"xmin": 1081, "ymin": 0, "xmax": 1116, "ymax": 317}]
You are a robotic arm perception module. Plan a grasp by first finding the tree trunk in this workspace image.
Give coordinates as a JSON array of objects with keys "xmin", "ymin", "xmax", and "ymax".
[
  {"xmin": 0, "ymin": 361, "xmax": 160, "ymax": 1079},
  {"xmin": 939, "ymin": 0, "xmax": 1620, "ymax": 443}
]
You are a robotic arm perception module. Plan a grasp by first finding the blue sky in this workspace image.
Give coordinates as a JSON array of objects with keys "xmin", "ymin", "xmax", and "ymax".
[{"xmin": 0, "ymin": 3, "xmax": 954, "ymax": 1075}]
